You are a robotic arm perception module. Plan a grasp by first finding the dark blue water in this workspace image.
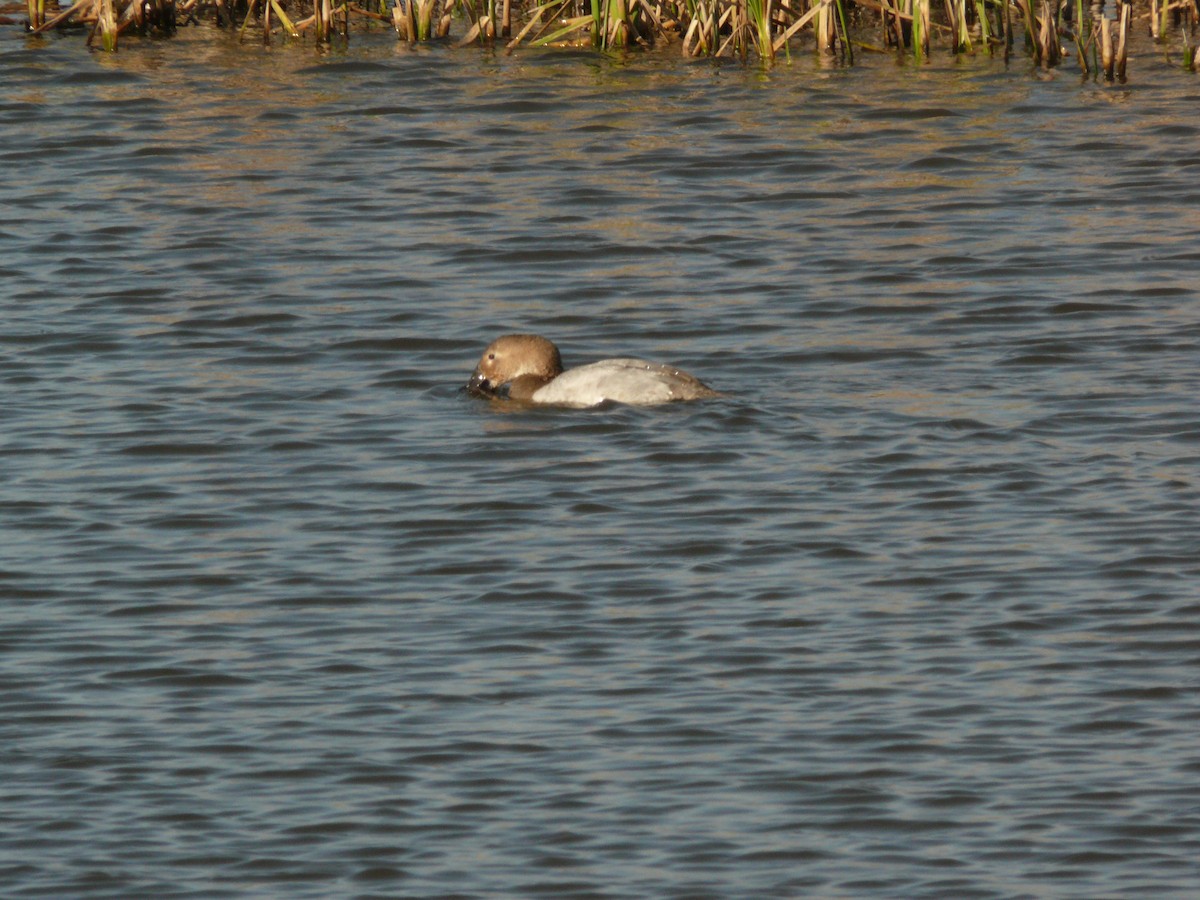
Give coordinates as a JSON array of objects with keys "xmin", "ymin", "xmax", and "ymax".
[{"xmin": 2, "ymin": 24, "xmax": 1200, "ymax": 898}]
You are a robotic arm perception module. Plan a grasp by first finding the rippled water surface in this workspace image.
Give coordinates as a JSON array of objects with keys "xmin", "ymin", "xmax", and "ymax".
[{"xmin": 3, "ymin": 25, "xmax": 1200, "ymax": 898}]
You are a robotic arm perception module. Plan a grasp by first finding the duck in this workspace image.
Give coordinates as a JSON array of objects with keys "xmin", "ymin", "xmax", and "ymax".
[{"xmin": 467, "ymin": 334, "xmax": 720, "ymax": 408}]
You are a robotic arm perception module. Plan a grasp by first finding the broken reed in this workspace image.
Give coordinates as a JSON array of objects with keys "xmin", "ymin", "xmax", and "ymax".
[{"xmin": 23, "ymin": 0, "xmax": 1200, "ymax": 74}]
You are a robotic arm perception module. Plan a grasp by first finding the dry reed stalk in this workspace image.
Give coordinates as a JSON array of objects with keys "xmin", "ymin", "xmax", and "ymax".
[
  {"xmin": 683, "ymin": 0, "xmax": 720, "ymax": 56},
  {"xmin": 1072, "ymin": 0, "xmax": 1089, "ymax": 70},
  {"xmin": 483, "ymin": 0, "xmax": 496, "ymax": 40},
  {"xmin": 316, "ymin": 0, "xmax": 332, "ymax": 39},
  {"xmin": 1003, "ymin": 0, "xmax": 1012, "ymax": 60},
  {"xmin": 451, "ymin": 0, "xmax": 489, "ymax": 45},
  {"xmin": 1157, "ymin": 0, "xmax": 1173, "ymax": 41},
  {"xmin": 392, "ymin": 0, "xmax": 414, "ymax": 37},
  {"xmin": 97, "ymin": 0, "xmax": 117, "ymax": 49},
  {"xmin": 635, "ymin": 0, "xmax": 664, "ymax": 41},
  {"xmin": 681, "ymin": 5, "xmax": 706, "ymax": 55},
  {"xmin": 452, "ymin": 14, "xmax": 487, "ymax": 43},
  {"xmin": 30, "ymin": 0, "xmax": 91, "ymax": 32},
  {"xmin": 714, "ymin": 5, "xmax": 740, "ymax": 53},
  {"xmin": 267, "ymin": 0, "xmax": 298, "ymax": 34},
  {"xmin": 1116, "ymin": 0, "xmax": 1129, "ymax": 76},
  {"xmin": 816, "ymin": 0, "xmax": 834, "ymax": 50},
  {"xmin": 504, "ymin": 0, "xmax": 567, "ymax": 49},
  {"xmin": 769, "ymin": 0, "xmax": 827, "ymax": 53},
  {"xmin": 503, "ymin": 1, "xmax": 545, "ymax": 47},
  {"xmin": 942, "ymin": 0, "xmax": 958, "ymax": 50},
  {"xmin": 877, "ymin": 0, "xmax": 904, "ymax": 47},
  {"xmin": 1036, "ymin": 0, "xmax": 1060, "ymax": 63},
  {"xmin": 525, "ymin": 12, "xmax": 590, "ymax": 45},
  {"xmin": 720, "ymin": 0, "xmax": 739, "ymax": 57},
  {"xmin": 708, "ymin": 3, "xmax": 740, "ymax": 53},
  {"xmin": 948, "ymin": 0, "xmax": 971, "ymax": 50},
  {"xmin": 1101, "ymin": 10, "xmax": 1114, "ymax": 75},
  {"xmin": 120, "ymin": 0, "xmax": 174, "ymax": 36}
]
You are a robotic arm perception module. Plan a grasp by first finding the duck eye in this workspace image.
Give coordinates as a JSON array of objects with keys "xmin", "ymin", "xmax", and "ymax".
[{"xmin": 487, "ymin": 353, "xmax": 495, "ymax": 360}]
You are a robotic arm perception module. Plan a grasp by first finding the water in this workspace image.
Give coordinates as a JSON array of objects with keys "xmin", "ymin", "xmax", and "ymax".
[{"xmin": 3, "ymin": 24, "xmax": 1200, "ymax": 898}]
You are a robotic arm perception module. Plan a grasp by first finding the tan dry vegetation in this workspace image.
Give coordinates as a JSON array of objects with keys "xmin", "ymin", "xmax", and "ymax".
[{"xmin": 13, "ymin": 0, "xmax": 1200, "ymax": 76}]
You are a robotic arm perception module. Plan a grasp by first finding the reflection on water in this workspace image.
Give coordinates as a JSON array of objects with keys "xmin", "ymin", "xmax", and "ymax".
[{"xmin": 2, "ymin": 24, "xmax": 1200, "ymax": 899}]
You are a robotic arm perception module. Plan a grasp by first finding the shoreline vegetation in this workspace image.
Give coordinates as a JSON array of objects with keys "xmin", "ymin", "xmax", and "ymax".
[{"xmin": 8, "ymin": 0, "xmax": 1200, "ymax": 75}]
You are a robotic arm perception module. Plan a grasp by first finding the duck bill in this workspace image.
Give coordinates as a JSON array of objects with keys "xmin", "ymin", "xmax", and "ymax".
[{"xmin": 467, "ymin": 371, "xmax": 496, "ymax": 396}]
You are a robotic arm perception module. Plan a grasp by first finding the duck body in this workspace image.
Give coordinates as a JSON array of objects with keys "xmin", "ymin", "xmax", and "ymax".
[{"xmin": 468, "ymin": 334, "xmax": 719, "ymax": 409}]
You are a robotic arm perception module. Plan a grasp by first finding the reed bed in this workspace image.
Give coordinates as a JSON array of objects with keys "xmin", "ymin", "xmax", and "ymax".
[{"xmin": 15, "ymin": 0, "xmax": 1200, "ymax": 75}]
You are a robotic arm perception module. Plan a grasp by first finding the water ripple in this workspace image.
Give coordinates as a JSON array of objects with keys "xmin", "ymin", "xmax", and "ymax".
[{"xmin": 1, "ymin": 29, "xmax": 1199, "ymax": 900}]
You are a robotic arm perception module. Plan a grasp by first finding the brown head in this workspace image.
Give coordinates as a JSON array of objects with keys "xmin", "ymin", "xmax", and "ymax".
[{"xmin": 468, "ymin": 334, "xmax": 565, "ymax": 401}]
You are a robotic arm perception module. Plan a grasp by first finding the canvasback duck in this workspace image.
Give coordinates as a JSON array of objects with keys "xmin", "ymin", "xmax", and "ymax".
[{"xmin": 467, "ymin": 334, "xmax": 719, "ymax": 408}]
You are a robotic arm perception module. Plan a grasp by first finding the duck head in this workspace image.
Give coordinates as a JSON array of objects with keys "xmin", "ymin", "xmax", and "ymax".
[{"xmin": 468, "ymin": 334, "xmax": 564, "ymax": 400}]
